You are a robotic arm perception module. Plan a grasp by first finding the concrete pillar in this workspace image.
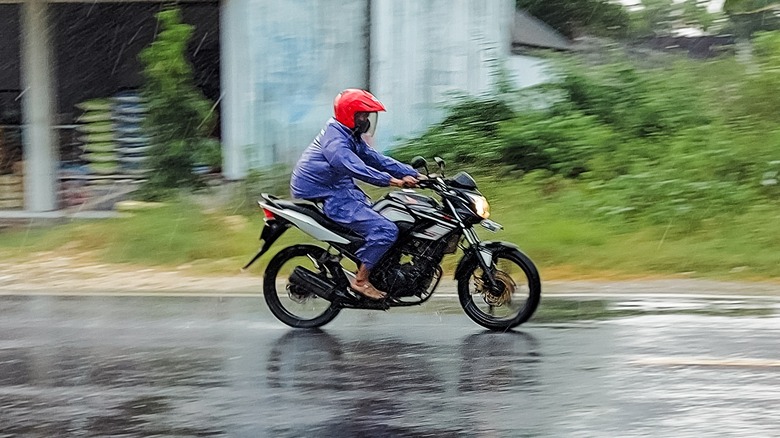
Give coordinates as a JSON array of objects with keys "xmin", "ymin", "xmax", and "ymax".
[
  {"xmin": 220, "ymin": 0, "xmax": 250, "ymax": 180},
  {"xmin": 20, "ymin": 0, "xmax": 58, "ymax": 211}
]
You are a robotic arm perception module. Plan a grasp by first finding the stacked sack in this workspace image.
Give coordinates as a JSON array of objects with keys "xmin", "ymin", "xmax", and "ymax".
[
  {"xmin": 113, "ymin": 91, "xmax": 150, "ymax": 175},
  {"xmin": 76, "ymin": 99, "xmax": 118, "ymax": 175}
]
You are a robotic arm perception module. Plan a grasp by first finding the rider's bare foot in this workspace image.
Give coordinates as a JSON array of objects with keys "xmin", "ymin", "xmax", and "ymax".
[{"xmin": 349, "ymin": 280, "xmax": 387, "ymax": 300}]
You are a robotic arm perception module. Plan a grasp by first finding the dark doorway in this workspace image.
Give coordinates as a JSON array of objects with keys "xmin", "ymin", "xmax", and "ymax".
[
  {"xmin": 51, "ymin": 3, "xmax": 221, "ymax": 123},
  {"xmin": 0, "ymin": 4, "xmax": 23, "ymax": 196},
  {"xmin": 48, "ymin": 3, "xmax": 221, "ymax": 209}
]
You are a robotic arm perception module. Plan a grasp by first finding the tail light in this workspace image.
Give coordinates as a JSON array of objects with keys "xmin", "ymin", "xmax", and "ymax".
[{"xmin": 262, "ymin": 208, "xmax": 275, "ymax": 220}]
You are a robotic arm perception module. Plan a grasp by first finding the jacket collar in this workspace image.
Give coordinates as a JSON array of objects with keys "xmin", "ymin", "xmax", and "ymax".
[{"xmin": 328, "ymin": 117, "xmax": 362, "ymax": 144}]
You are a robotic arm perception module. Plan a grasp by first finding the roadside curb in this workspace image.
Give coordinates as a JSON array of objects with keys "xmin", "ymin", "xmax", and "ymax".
[{"xmin": 0, "ymin": 278, "xmax": 777, "ymax": 297}]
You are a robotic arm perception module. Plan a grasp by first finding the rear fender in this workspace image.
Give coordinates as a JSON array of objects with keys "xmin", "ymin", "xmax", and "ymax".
[{"xmin": 241, "ymin": 218, "xmax": 290, "ymax": 271}]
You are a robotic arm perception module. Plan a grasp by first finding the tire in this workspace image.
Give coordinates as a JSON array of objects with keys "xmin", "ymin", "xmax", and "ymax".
[
  {"xmin": 457, "ymin": 247, "xmax": 541, "ymax": 331},
  {"xmin": 263, "ymin": 244, "xmax": 341, "ymax": 329}
]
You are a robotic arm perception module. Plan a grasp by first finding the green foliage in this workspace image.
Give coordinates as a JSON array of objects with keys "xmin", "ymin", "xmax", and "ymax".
[
  {"xmin": 391, "ymin": 97, "xmax": 511, "ymax": 166},
  {"xmin": 4, "ymin": 177, "xmax": 780, "ymax": 279},
  {"xmin": 553, "ymin": 61, "xmax": 713, "ymax": 137},
  {"xmin": 0, "ymin": 199, "xmax": 258, "ymax": 266},
  {"xmin": 737, "ymin": 31, "xmax": 780, "ymax": 120},
  {"xmin": 138, "ymin": 7, "xmax": 220, "ymax": 200},
  {"xmin": 232, "ymin": 165, "xmax": 292, "ymax": 215},
  {"xmin": 629, "ymin": 0, "xmax": 677, "ymax": 37},
  {"xmin": 723, "ymin": 0, "xmax": 780, "ymax": 37},
  {"xmin": 499, "ymin": 111, "xmax": 620, "ymax": 176},
  {"xmin": 392, "ymin": 33, "xmax": 780, "ymax": 231},
  {"xmin": 628, "ymin": 0, "xmax": 727, "ymax": 38},
  {"xmin": 681, "ymin": 0, "xmax": 718, "ymax": 31}
]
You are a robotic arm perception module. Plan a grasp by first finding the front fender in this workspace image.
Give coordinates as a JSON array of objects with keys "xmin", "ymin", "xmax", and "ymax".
[{"xmin": 454, "ymin": 241, "xmax": 521, "ymax": 280}]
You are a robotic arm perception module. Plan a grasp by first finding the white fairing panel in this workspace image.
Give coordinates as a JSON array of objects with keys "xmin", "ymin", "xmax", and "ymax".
[
  {"xmin": 261, "ymin": 203, "xmax": 350, "ymax": 244},
  {"xmin": 412, "ymin": 223, "xmax": 455, "ymax": 240},
  {"xmin": 378, "ymin": 206, "xmax": 415, "ymax": 223}
]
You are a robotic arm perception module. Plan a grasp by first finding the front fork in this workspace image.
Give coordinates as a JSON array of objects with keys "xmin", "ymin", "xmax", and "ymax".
[{"xmin": 462, "ymin": 228, "xmax": 501, "ymax": 295}]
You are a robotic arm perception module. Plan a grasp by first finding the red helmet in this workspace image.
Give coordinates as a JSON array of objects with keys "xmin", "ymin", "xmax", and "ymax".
[{"xmin": 333, "ymin": 89, "xmax": 386, "ymax": 129}]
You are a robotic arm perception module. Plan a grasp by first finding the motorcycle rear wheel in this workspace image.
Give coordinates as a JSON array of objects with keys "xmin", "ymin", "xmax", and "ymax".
[
  {"xmin": 263, "ymin": 244, "xmax": 341, "ymax": 328},
  {"xmin": 457, "ymin": 247, "xmax": 541, "ymax": 331}
]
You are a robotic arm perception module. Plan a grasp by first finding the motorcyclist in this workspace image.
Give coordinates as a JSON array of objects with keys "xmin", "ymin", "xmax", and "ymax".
[{"xmin": 290, "ymin": 89, "xmax": 421, "ymax": 300}]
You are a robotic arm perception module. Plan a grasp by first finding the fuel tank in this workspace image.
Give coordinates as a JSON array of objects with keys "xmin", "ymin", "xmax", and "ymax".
[{"xmin": 373, "ymin": 190, "xmax": 456, "ymax": 239}]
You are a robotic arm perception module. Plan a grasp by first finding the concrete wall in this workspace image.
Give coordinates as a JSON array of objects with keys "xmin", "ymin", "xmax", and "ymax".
[
  {"xmin": 371, "ymin": 0, "xmax": 514, "ymax": 148},
  {"xmin": 221, "ymin": 0, "xmax": 368, "ymax": 179},
  {"xmin": 222, "ymin": 0, "xmax": 514, "ymax": 178},
  {"xmin": 508, "ymin": 54, "xmax": 553, "ymax": 90}
]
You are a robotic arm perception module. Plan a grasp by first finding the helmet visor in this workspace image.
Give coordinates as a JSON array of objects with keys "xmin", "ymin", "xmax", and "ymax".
[{"xmin": 366, "ymin": 112, "xmax": 378, "ymax": 137}]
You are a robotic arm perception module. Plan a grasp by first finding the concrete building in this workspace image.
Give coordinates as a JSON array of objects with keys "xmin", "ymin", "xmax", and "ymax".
[
  {"xmin": 1, "ymin": 0, "xmax": 563, "ymax": 213},
  {"xmin": 221, "ymin": 0, "xmax": 515, "ymax": 179},
  {"xmin": 0, "ymin": 0, "xmax": 219, "ymax": 214},
  {"xmin": 509, "ymin": 10, "xmax": 573, "ymax": 89}
]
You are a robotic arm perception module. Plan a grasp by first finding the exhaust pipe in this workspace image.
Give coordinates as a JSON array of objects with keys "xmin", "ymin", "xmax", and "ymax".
[{"xmin": 289, "ymin": 266, "xmax": 336, "ymax": 301}]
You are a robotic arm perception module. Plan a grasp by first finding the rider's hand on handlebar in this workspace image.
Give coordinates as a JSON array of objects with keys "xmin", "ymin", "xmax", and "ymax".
[
  {"xmin": 390, "ymin": 176, "xmax": 419, "ymax": 188},
  {"xmin": 402, "ymin": 175, "xmax": 419, "ymax": 188},
  {"xmin": 389, "ymin": 177, "xmax": 404, "ymax": 188}
]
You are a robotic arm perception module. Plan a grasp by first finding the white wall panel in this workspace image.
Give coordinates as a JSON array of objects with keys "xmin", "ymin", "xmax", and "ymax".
[
  {"xmin": 370, "ymin": 0, "xmax": 513, "ymax": 149},
  {"xmin": 509, "ymin": 54, "xmax": 552, "ymax": 89},
  {"xmin": 223, "ymin": 0, "xmax": 513, "ymax": 176},
  {"xmin": 222, "ymin": 0, "xmax": 368, "ymax": 178}
]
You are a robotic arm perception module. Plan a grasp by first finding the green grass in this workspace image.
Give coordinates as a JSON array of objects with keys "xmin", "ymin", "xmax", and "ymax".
[
  {"xmin": 471, "ymin": 178, "xmax": 780, "ymax": 280},
  {"xmin": 1, "ymin": 180, "xmax": 779, "ymax": 282}
]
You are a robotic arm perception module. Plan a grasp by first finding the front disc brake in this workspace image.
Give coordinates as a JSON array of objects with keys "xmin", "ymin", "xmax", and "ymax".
[{"xmin": 473, "ymin": 271, "xmax": 515, "ymax": 307}]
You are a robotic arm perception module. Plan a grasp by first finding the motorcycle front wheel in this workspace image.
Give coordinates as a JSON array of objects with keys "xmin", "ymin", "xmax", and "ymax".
[
  {"xmin": 457, "ymin": 247, "xmax": 541, "ymax": 331},
  {"xmin": 263, "ymin": 244, "xmax": 341, "ymax": 329}
]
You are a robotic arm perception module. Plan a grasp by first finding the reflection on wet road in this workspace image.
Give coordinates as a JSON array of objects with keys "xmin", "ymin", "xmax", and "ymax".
[{"xmin": 0, "ymin": 295, "xmax": 778, "ymax": 437}]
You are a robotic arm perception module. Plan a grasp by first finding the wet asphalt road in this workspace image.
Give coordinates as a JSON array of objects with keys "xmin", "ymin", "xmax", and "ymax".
[{"xmin": 0, "ymin": 294, "xmax": 779, "ymax": 437}]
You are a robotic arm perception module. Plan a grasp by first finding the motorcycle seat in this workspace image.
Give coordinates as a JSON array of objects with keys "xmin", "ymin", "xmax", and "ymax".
[{"xmin": 275, "ymin": 200, "xmax": 364, "ymax": 242}]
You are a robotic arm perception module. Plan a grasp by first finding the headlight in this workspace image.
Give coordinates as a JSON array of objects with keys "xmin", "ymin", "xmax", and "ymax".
[{"xmin": 466, "ymin": 193, "xmax": 490, "ymax": 219}]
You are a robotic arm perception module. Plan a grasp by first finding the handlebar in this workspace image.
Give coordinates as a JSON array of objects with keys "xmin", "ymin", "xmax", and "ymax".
[
  {"xmin": 414, "ymin": 176, "xmax": 453, "ymax": 194},
  {"xmin": 416, "ymin": 178, "xmax": 437, "ymax": 189}
]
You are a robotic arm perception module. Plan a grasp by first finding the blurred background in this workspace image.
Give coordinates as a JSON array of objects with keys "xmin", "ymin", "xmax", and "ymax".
[{"xmin": 0, "ymin": 0, "xmax": 778, "ymax": 281}]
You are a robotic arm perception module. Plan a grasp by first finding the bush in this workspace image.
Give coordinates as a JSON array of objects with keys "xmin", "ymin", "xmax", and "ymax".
[
  {"xmin": 390, "ymin": 97, "xmax": 512, "ymax": 165},
  {"xmin": 391, "ymin": 35, "xmax": 780, "ymax": 231},
  {"xmin": 231, "ymin": 165, "xmax": 292, "ymax": 215},
  {"xmin": 138, "ymin": 8, "xmax": 220, "ymax": 200}
]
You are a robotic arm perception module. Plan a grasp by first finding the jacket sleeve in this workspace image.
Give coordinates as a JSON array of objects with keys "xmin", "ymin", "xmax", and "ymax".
[
  {"xmin": 357, "ymin": 142, "xmax": 418, "ymax": 179},
  {"xmin": 321, "ymin": 135, "xmax": 393, "ymax": 187}
]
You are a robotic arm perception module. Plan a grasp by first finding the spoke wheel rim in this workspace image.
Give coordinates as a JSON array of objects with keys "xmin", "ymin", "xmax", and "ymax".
[
  {"xmin": 467, "ymin": 256, "xmax": 531, "ymax": 322},
  {"xmin": 272, "ymin": 255, "xmax": 334, "ymax": 320}
]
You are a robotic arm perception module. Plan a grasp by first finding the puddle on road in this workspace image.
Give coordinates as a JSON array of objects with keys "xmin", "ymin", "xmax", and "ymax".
[
  {"xmin": 0, "ymin": 295, "xmax": 778, "ymax": 436},
  {"xmin": 607, "ymin": 297, "xmax": 777, "ymax": 318},
  {"xmin": 417, "ymin": 296, "xmax": 778, "ymax": 324},
  {"xmin": 540, "ymin": 297, "xmax": 776, "ymax": 322}
]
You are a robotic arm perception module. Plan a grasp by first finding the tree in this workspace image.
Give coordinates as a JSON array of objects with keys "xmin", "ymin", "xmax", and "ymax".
[
  {"xmin": 139, "ymin": 7, "xmax": 220, "ymax": 199},
  {"xmin": 629, "ymin": 0, "xmax": 677, "ymax": 37},
  {"xmin": 681, "ymin": 0, "xmax": 719, "ymax": 32},
  {"xmin": 515, "ymin": 0, "xmax": 631, "ymax": 39}
]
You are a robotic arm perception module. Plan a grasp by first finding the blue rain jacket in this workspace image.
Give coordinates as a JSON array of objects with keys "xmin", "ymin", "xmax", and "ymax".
[{"xmin": 290, "ymin": 118, "xmax": 417, "ymax": 269}]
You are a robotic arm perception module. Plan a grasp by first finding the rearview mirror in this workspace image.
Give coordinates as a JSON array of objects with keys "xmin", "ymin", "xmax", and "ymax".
[
  {"xmin": 411, "ymin": 156, "xmax": 429, "ymax": 173},
  {"xmin": 434, "ymin": 157, "xmax": 446, "ymax": 172}
]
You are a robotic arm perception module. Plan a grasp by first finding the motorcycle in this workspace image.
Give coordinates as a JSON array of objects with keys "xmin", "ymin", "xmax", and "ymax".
[{"xmin": 243, "ymin": 156, "xmax": 541, "ymax": 331}]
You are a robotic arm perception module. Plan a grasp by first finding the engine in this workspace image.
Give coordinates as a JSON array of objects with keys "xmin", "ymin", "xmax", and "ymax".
[{"xmin": 371, "ymin": 233, "xmax": 458, "ymax": 297}]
